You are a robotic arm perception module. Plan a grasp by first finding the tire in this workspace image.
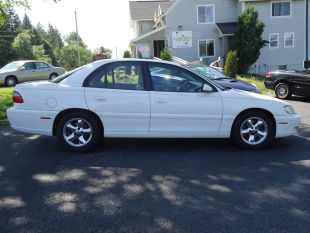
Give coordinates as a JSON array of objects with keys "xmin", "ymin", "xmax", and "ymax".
[
  {"xmin": 231, "ymin": 110, "xmax": 275, "ymax": 150},
  {"xmin": 5, "ymin": 76, "xmax": 17, "ymax": 87},
  {"xmin": 275, "ymin": 82, "xmax": 292, "ymax": 100},
  {"xmin": 50, "ymin": 73, "xmax": 59, "ymax": 80},
  {"xmin": 56, "ymin": 112, "xmax": 103, "ymax": 152}
]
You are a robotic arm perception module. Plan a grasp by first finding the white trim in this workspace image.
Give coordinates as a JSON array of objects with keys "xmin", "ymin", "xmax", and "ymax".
[
  {"xmin": 284, "ymin": 32, "xmax": 295, "ymax": 48},
  {"xmin": 270, "ymin": 1, "xmax": 293, "ymax": 18},
  {"xmin": 198, "ymin": 39, "xmax": 215, "ymax": 58},
  {"xmin": 197, "ymin": 4, "xmax": 215, "ymax": 24},
  {"xmin": 131, "ymin": 26, "xmax": 166, "ymax": 44},
  {"xmin": 269, "ymin": 33, "xmax": 280, "ymax": 49}
]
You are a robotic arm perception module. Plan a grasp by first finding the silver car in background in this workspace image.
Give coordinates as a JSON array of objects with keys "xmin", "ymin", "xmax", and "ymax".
[{"xmin": 0, "ymin": 60, "xmax": 65, "ymax": 86}]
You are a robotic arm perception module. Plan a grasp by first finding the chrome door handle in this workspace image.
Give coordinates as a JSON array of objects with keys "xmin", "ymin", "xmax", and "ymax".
[{"xmin": 154, "ymin": 99, "xmax": 167, "ymax": 104}]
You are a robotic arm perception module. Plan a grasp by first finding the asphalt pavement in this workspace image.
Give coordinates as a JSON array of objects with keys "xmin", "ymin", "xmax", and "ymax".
[{"xmin": 0, "ymin": 97, "xmax": 309, "ymax": 233}]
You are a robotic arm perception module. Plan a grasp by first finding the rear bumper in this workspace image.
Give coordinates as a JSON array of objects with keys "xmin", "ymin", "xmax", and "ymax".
[
  {"xmin": 275, "ymin": 115, "xmax": 301, "ymax": 138},
  {"xmin": 264, "ymin": 80, "xmax": 275, "ymax": 90},
  {"xmin": 7, "ymin": 107, "xmax": 57, "ymax": 136}
]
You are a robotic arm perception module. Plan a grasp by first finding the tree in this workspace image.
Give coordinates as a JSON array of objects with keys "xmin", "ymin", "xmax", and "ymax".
[
  {"xmin": 12, "ymin": 30, "xmax": 33, "ymax": 59},
  {"xmin": 224, "ymin": 50, "xmax": 239, "ymax": 78},
  {"xmin": 93, "ymin": 46, "xmax": 112, "ymax": 58},
  {"xmin": 123, "ymin": 50, "xmax": 131, "ymax": 58},
  {"xmin": 0, "ymin": 0, "xmax": 28, "ymax": 27},
  {"xmin": 46, "ymin": 24, "xmax": 63, "ymax": 49},
  {"xmin": 64, "ymin": 32, "xmax": 85, "ymax": 47},
  {"xmin": 32, "ymin": 44, "xmax": 52, "ymax": 63},
  {"xmin": 231, "ymin": 7, "xmax": 268, "ymax": 73},
  {"xmin": 21, "ymin": 13, "xmax": 32, "ymax": 31}
]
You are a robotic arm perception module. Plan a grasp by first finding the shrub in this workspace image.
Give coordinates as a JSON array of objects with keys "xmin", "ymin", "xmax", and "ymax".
[
  {"xmin": 224, "ymin": 50, "xmax": 239, "ymax": 78},
  {"xmin": 123, "ymin": 50, "xmax": 131, "ymax": 58},
  {"xmin": 160, "ymin": 49, "xmax": 172, "ymax": 61}
]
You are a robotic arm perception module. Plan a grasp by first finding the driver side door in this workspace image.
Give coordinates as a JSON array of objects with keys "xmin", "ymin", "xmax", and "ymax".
[{"xmin": 147, "ymin": 62, "xmax": 223, "ymax": 137}]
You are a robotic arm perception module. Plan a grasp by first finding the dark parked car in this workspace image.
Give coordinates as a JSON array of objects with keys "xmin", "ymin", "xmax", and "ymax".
[
  {"xmin": 264, "ymin": 70, "xmax": 310, "ymax": 99},
  {"xmin": 185, "ymin": 64, "xmax": 261, "ymax": 94}
]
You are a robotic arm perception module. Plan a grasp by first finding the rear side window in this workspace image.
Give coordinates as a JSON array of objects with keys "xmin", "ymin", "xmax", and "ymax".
[
  {"xmin": 86, "ymin": 62, "xmax": 145, "ymax": 91},
  {"xmin": 35, "ymin": 62, "xmax": 48, "ymax": 69}
]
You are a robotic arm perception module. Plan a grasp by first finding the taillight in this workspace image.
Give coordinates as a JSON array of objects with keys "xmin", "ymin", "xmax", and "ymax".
[
  {"xmin": 266, "ymin": 72, "xmax": 272, "ymax": 78},
  {"xmin": 12, "ymin": 91, "xmax": 24, "ymax": 103}
]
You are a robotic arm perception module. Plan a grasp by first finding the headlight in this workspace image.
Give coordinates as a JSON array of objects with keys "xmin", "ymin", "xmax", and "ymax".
[{"xmin": 284, "ymin": 105, "xmax": 296, "ymax": 115}]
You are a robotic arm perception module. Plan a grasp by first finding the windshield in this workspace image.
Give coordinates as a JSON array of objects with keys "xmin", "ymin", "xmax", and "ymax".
[
  {"xmin": 1, "ymin": 62, "xmax": 23, "ymax": 71},
  {"xmin": 50, "ymin": 66, "xmax": 85, "ymax": 83},
  {"xmin": 187, "ymin": 65, "xmax": 229, "ymax": 80}
]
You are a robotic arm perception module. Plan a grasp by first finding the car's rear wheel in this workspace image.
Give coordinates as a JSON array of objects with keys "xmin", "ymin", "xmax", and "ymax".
[
  {"xmin": 232, "ymin": 111, "xmax": 275, "ymax": 149},
  {"xmin": 5, "ymin": 76, "xmax": 17, "ymax": 87},
  {"xmin": 50, "ymin": 73, "xmax": 59, "ymax": 80},
  {"xmin": 56, "ymin": 112, "xmax": 102, "ymax": 152},
  {"xmin": 275, "ymin": 82, "xmax": 292, "ymax": 100}
]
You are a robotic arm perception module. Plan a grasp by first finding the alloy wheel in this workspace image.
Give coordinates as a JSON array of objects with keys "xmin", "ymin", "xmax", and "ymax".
[{"xmin": 240, "ymin": 117, "xmax": 268, "ymax": 146}]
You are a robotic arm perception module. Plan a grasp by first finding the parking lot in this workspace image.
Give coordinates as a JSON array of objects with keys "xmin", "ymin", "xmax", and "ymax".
[{"xmin": 0, "ymin": 97, "xmax": 309, "ymax": 233}]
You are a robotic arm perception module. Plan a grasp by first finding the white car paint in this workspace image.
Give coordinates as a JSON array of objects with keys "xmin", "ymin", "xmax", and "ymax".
[{"xmin": 7, "ymin": 59, "xmax": 300, "ymax": 145}]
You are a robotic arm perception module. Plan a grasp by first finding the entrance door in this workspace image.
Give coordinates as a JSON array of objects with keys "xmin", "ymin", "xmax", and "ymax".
[{"xmin": 153, "ymin": 40, "xmax": 165, "ymax": 58}]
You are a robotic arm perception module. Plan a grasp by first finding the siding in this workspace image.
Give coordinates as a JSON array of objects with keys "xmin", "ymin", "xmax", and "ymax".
[
  {"xmin": 245, "ymin": 0, "xmax": 310, "ymax": 72},
  {"xmin": 165, "ymin": 0, "xmax": 238, "ymax": 62}
]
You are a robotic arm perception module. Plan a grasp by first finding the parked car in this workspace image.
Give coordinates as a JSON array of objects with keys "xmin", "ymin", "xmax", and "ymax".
[
  {"xmin": 0, "ymin": 60, "xmax": 65, "ymax": 87},
  {"xmin": 264, "ymin": 70, "xmax": 310, "ymax": 99},
  {"xmin": 7, "ymin": 59, "xmax": 300, "ymax": 152},
  {"xmin": 185, "ymin": 64, "xmax": 261, "ymax": 94}
]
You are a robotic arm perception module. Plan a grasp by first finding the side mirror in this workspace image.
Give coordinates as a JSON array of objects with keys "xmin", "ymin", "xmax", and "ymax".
[
  {"xmin": 19, "ymin": 67, "xmax": 25, "ymax": 71},
  {"xmin": 202, "ymin": 84, "xmax": 213, "ymax": 93}
]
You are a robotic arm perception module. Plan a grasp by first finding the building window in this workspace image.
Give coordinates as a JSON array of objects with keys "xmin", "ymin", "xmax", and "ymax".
[
  {"xmin": 284, "ymin": 32, "xmax": 294, "ymax": 48},
  {"xmin": 269, "ymin": 34, "xmax": 279, "ymax": 49},
  {"xmin": 198, "ymin": 40, "xmax": 215, "ymax": 57},
  {"xmin": 197, "ymin": 5, "xmax": 215, "ymax": 24},
  {"xmin": 271, "ymin": 1, "xmax": 292, "ymax": 17}
]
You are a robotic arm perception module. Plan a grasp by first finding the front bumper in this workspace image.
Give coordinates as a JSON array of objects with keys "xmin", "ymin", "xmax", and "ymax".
[
  {"xmin": 275, "ymin": 114, "xmax": 301, "ymax": 138},
  {"xmin": 7, "ymin": 107, "xmax": 57, "ymax": 136}
]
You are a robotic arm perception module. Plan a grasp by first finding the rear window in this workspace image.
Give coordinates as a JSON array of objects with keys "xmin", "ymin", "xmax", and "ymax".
[{"xmin": 50, "ymin": 66, "xmax": 85, "ymax": 83}]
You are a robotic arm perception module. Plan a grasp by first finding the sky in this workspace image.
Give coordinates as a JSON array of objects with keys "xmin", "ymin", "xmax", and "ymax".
[{"xmin": 16, "ymin": 0, "xmax": 134, "ymax": 58}]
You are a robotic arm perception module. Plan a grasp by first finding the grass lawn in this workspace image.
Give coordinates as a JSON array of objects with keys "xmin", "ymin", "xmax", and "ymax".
[
  {"xmin": 0, "ymin": 87, "xmax": 13, "ymax": 126},
  {"xmin": 237, "ymin": 74, "xmax": 274, "ymax": 95}
]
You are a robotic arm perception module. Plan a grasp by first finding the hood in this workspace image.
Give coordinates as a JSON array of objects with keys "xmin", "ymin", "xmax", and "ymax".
[{"xmin": 214, "ymin": 78, "xmax": 260, "ymax": 93}]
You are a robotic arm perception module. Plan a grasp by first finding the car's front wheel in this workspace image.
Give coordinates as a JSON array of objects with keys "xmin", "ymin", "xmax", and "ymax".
[
  {"xmin": 232, "ymin": 111, "xmax": 275, "ymax": 149},
  {"xmin": 56, "ymin": 112, "xmax": 102, "ymax": 152},
  {"xmin": 275, "ymin": 82, "xmax": 292, "ymax": 100}
]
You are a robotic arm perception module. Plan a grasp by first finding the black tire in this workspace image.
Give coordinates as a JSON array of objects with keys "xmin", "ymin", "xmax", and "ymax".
[
  {"xmin": 5, "ymin": 76, "xmax": 18, "ymax": 87},
  {"xmin": 275, "ymin": 82, "xmax": 292, "ymax": 100},
  {"xmin": 231, "ymin": 110, "xmax": 275, "ymax": 150},
  {"xmin": 56, "ymin": 111, "xmax": 103, "ymax": 152},
  {"xmin": 49, "ymin": 73, "xmax": 59, "ymax": 80}
]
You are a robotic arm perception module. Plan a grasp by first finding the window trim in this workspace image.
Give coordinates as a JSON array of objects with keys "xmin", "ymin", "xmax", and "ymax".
[
  {"xmin": 197, "ymin": 4, "xmax": 215, "ymax": 24},
  {"xmin": 284, "ymin": 32, "xmax": 294, "ymax": 48},
  {"xmin": 270, "ymin": 1, "xmax": 292, "ymax": 18},
  {"xmin": 83, "ymin": 61, "xmax": 147, "ymax": 91},
  {"xmin": 198, "ymin": 39, "xmax": 215, "ymax": 58},
  {"xmin": 269, "ymin": 33, "xmax": 280, "ymax": 49}
]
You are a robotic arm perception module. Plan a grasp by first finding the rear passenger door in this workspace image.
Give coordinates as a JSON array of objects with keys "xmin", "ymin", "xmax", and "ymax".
[
  {"xmin": 84, "ymin": 61, "xmax": 151, "ymax": 135},
  {"xmin": 34, "ymin": 62, "xmax": 51, "ymax": 80},
  {"xmin": 18, "ymin": 62, "xmax": 38, "ymax": 82}
]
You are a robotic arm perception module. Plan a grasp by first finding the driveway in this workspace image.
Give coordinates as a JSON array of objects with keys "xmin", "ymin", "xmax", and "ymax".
[{"xmin": 0, "ymin": 99, "xmax": 309, "ymax": 233}]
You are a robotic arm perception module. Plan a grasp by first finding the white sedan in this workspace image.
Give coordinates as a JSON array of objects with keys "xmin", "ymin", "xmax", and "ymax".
[{"xmin": 7, "ymin": 59, "xmax": 301, "ymax": 151}]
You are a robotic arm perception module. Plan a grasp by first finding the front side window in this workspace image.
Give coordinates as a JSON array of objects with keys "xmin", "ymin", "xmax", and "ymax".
[
  {"xmin": 197, "ymin": 5, "xmax": 215, "ymax": 24},
  {"xmin": 86, "ymin": 62, "xmax": 144, "ymax": 91},
  {"xmin": 23, "ymin": 62, "xmax": 35, "ymax": 70},
  {"xmin": 198, "ymin": 40, "xmax": 215, "ymax": 57},
  {"xmin": 148, "ymin": 63, "xmax": 204, "ymax": 93},
  {"xmin": 269, "ymin": 33, "xmax": 279, "ymax": 48},
  {"xmin": 271, "ymin": 2, "xmax": 291, "ymax": 17},
  {"xmin": 284, "ymin": 32, "xmax": 294, "ymax": 48},
  {"xmin": 35, "ymin": 62, "xmax": 48, "ymax": 69}
]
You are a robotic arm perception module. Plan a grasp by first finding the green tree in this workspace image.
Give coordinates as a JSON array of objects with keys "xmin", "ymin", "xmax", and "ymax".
[
  {"xmin": 123, "ymin": 50, "xmax": 131, "ymax": 58},
  {"xmin": 224, "ymin": 50, "xmax": 239, "ymax": 78},
  {"xmin": 46, "ymin": 23, "xmax": 63, "ymax": 49},
  {"xmin": 32, "ymin": 44, "xmax": 52, "ymax": 63},
  {"xmin": 160, "ymin": 49, "xmax": 172, "ymax": 61},
  {"xmin": 12, "ymin": 30, "xmax": 33, "ymax": 59},
  {"xmin": 0, "ymin": 0, "xmax": 28, "ymax": 27},
  {"xmin": 231, "ymin": 7, "xmax": 268, "ymax": 73},
  {"xmin": 93, "ymin": 46, "xmax": 112, "ymax": 58},
  {"xmin": 64, "ymin": 32, "xmax": 86, "ymax": 47},
  {"xmin": 58, "ymin": 43, "xmax": 92, "ymax": 70},
  {"xmin": 21, "ymin": 13, "xmax": 32, "ymax": 31}
]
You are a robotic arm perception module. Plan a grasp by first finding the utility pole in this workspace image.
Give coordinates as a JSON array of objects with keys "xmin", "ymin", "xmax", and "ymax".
[
  {"xmin": 75, "ymin": 11, "xmax": 81, "ymax": 67},
  {"xmin": 306, "ymin": 0, "xmax": 309, "ymax": 70},
  {"xmin": 115, "ymin": 46, "xmax": 118, "ymax": 59}
]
